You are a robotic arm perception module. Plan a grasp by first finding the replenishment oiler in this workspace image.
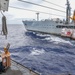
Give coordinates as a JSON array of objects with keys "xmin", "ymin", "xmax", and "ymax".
[{"xmin": 23, "ymin": 0, "xmax": 75, "ymax": 39}]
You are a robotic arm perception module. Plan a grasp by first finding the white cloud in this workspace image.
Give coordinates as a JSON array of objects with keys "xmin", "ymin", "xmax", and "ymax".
[{"xmin": 9, "ymin": 0, "xmax": 42, "ymax": 8}]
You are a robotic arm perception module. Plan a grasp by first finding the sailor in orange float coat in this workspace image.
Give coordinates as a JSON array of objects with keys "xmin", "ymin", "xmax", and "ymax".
[{"xmin": 2, "ymin": 47, "xmax": 11, "ymax": 68}]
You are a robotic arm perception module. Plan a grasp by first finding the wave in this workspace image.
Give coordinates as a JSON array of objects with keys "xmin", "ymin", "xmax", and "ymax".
[{"xmin": 30, "ymin": 48, "xmax": 45, "ymax": 56}]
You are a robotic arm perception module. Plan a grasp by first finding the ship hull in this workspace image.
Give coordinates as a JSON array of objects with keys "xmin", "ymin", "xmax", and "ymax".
[{"xmin": 23, "ymin": 20, "xmax": 75, "ymax": 35}]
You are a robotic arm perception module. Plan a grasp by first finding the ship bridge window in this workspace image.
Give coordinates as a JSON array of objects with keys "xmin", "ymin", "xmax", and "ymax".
[
  {"xmin": 56, "ymin": 25, "xmax": 61, "ymax": 28},
  {"xmin": 70, "ymin": 26, "xmax": 73, "ymax": 28},
  {"xmin": 56, "ymin": 25, "xmax": 75, "ymax": 29}
]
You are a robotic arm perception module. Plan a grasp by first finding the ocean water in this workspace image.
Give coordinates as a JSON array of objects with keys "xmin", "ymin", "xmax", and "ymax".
[{"xmin": 0, "ymin": 24, "xmax": 75, "ymax": 75}]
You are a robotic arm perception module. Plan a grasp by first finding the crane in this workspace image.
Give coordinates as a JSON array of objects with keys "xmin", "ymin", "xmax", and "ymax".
[
  {"xmin": 0, "ymin": 0, "xmax": 9, "ymax": 11},
  {"xmin": 0, "ymin": 0, "xmax": 9, "ymax": 39}
]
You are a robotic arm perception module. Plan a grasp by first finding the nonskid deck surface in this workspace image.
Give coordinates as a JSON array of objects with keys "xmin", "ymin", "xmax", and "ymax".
[
  {"xmin": 0, "ymin": 60, "xmax": 39, "ymax": 75},
  {"xmin": 0, "ymin": 57, "xmax": 72, "ymax": 75},
  {"xmin": 0, "ymin": 59, "xmax": 72, "ymax": 75}
]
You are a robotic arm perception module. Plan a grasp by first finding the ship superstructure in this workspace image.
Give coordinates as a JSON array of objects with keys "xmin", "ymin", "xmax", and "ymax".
[{"xmin": 23, "ymin": 0, "xmax": 75, "ymax": 35}]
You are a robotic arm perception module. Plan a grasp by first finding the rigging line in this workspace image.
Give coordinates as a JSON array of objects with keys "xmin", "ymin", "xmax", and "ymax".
[
  {"xmin": 43, "ymin": 0, "xmax": 74, "ymax": 13},
  {"xmin": 9, "ymin": 6, "xmax": 65, "ymax": 17},
  {"xmin": 18, "ymin": 0, "xmax": 66, "ymax": 13},
  {"xmin": 42, "ymin": 0, "xmax": 65, "ymax": 9},
  {"xmin": 0, "ymin": 11, "xmax": 4, "ymax": 16}
]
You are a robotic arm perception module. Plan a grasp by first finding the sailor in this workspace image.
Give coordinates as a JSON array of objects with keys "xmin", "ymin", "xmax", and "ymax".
[
  {"xmin": 2, "ymin": 43, "xmax": 11, "ymax": 69},
  {"xmin": 0, "ymin": 54, "xmax": 2, "ymax": 73},
  {"xmin": 70, "ymin": 10, "xmax": 75, "ymax": 24},
  {"xmin": 0, "ymin": 54, "xmax": 5, "ymax": 73}
]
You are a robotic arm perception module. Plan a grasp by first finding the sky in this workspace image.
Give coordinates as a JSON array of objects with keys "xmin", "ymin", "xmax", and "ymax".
[{"xmin": 0, "ymin": 0, "xmax": 75, "ymax": 24}]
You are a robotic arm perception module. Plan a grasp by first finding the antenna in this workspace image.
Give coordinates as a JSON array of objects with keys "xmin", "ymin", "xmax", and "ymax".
[{"xmin": 36, "ymin": 12, "xmax": 39, "ymax": 21}]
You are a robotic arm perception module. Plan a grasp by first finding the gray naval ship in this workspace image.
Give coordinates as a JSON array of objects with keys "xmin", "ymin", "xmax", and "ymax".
[{"xmin": 23, "ymin": 0, "xmax": 75, "ymax": 35}]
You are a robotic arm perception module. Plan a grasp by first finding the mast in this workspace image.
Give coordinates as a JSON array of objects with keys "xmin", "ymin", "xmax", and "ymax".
[
  {"xmin": 36, "ymin": 12, "xmax": 39, "ymax": 21},
  {"xmin": 66, "ymin": 0, "xmax": 71, "ymax": 24}
]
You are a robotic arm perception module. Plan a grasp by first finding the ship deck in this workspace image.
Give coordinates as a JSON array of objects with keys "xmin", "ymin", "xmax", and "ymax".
[
  {"xmin": 0, "ymin": 60, "xmax": 39, "ymax": 75},
  {"xmin": 0, "ymin": 51, "xmax": 72, "ymax": 75},
  {"xmin": 0, "ymin": 60, "xmax": 72, "ymax": 75}
]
